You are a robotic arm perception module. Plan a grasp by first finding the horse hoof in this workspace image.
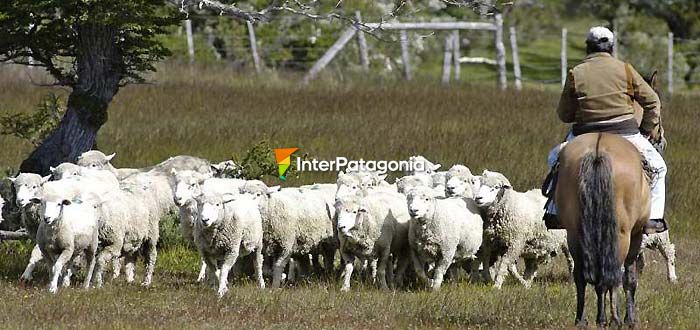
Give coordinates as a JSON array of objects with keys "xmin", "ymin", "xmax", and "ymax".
[{"xmin": 575, "ymin": 319, "xmax": 588, "ymax": 328}]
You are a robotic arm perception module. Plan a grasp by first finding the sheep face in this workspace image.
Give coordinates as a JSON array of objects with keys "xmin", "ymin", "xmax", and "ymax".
[
  {"xmin": 407, "ymin": 155, "xmax": 441, "ymax": 175},
  {"xmin": 335, "ymin": 173, "xmax": 363, "ymax": 200},
  {"xmin": 406, "ymin": 187, "xmax": 435, "ymax": 220},
  {"xmin": 33, "ymin": 197, "xmax": 71, "ymax": 225},
  {"xmin": 197, "ymin": 193, "xmax": 231, "ymax": 228},
  {"xmin": 473, "ymin": 171, "xmax": 512, "ymax": 207},
  {"xmin": 50, "ymin": 163, "xmax": 82, "ymax": 181},
  {"xmin": 239, "ymin": 180, "xmax": 279, "ymax": 205},
  {"xmin": 211, "ymin": 160, "xmax": 241, "ymax": 178},
  {"xmin": 173, "ymin": 171, "xmax": 206, "ymax": 206},
  {"xmin": 334, "ymin": 196, "xmax": 366, "ymax": 237},
  {"xmin": 445, "ymin": 174, "xmax": 476, "ymax": 198},
  {"xmin": 76, "ymin": 150, "xmax": 115, "ymax": 171},
  {"xmin": 396, "ymin": 175, "xmax": 430, "ymax": 195},
  {"xmin": 10, "ymin": 173, "xmax": 45, "ymax": 207}
]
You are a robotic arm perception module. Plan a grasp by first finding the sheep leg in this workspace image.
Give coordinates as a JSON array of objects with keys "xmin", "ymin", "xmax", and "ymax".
[
  {"xmin": 124, "ymin": 254, "xmax": 137, "ymax": 283},
  {"xmin": 493, "ymin": 240, "xmax": 525, "ymax": 289},
  {"xmin": 141, "ymin": 239, "xmax": 158, "ymax": 286},
  {"xmin": 287, "ymin": 258, "xmax": 296, "ymax": 283},
  {"xmin": 94, "ymin": 244, "xmax": 121, "ymax": 288},
  {"xmin": 340, "ymin": 253, "xmax": 355, "ymax": 292},
  {"xmin": 61, "ymin": 261, "xmax": 75, "ymax": 288},
  {"xmin": 476, "ymin": 244, "xmax": 493, "ymax": 283},
  {"xmin": 111, "ymin": 257, "xmax": 123, "ymax": 280},
  {"xmin": 658, "ymin": 237, "xmax": 678, "ymax": 283},
  {"xmin": 507, "ymin": 262, "xmax": 528, "ymax": 287},
  {"xmin": 521, "ymin": 258, "xmax": 539, "ymax": 288},
  {"xmin": 394, "ymin": 251, "xmax": 410, "ymax": 289},
  {"xmin": 323, "ymin": 246, "xmax": 336, "ymax": 277},
  {"xmin": 385, "ymin": 254, "xmax": 396, "ymax": 289},
  {"xmin": 411, "ymin": 249, "xmax": 429, "ymax": 286},
  {"xmin": 83, "ymin": 250, "xmax": 97, "ymax": 290},
  {"xmin": 369, "ymin": 259, "xmax": 378, "ymax": 283},
  {"xmin": 203, "ymin": 255, "xmax": 219, "ymax": 287},
  {"xmin": 49, "ymin": 248, "xmax": 73, "ymax": 294},
  {"xmin": 562, "ymin": 244, "xmax": 575, "ymax": 281},
  {"xmin": 196, "ymin": 258, "xmax": 208, "ymax": 283},
  {"xmin": 376, "ymin": 248, "xmax": 391, "ymax": 290},
  {"xmin": 20, "ymin": 244, "xmax": 44, "ymax": 284},
  {"xmin": 254, "ymin": 247, "xmax": 265, "ymax": 289},
  {"xmin": 431, "ymin": 250, "xmax": 456, "ymax": 291},
  {"xmin": 217, "ymin": 249, "xmax": 239, "ymax": 297},
  {"xmin": 272, "ymin": 249, "xmax": 292, "ymax": 289}
]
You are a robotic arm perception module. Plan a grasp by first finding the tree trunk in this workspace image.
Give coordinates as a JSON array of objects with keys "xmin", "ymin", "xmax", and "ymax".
[{"xmin": 20, "ymin": 24, "xmax": 122, "ymax": 175}]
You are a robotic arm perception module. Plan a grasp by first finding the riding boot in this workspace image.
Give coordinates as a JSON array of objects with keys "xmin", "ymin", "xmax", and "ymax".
[
  {"xmin": 543, "ymin": 198, "xmax": 563, "ymax": 229},
  {"xmin": 644, "ymin": 218, "xmax": 668, "ymax": 234}
]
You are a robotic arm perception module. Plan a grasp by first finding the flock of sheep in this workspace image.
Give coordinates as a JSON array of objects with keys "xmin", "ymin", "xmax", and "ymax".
[{"xmin": 0, "ymin": 152, "xmax": 678, "ymax": 296}]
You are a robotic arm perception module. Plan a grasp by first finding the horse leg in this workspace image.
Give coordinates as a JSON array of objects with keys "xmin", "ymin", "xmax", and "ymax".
[
  {"xmin": 595, "ymin": 285, "xmax": 607, "ymax": 326},
  {"xmin": 624, "ymin": 233, "xmax": 644, "ymax": 326},
  {"xmin": 574, "ymin": 264, "xmax": 587, "ymax": 327},
  {"xmin": 609, "ymin": 287, "xmax": 621, "ymax": 326}
]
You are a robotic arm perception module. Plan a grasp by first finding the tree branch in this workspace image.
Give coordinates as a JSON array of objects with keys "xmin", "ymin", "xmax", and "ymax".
[{"xmin": 0, "ymin": 230, "xmax": 30, "ymax": 241}]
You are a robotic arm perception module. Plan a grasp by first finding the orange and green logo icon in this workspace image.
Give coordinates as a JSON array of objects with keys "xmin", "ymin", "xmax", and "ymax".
[{"xmin": 274, "ymin": 148, "xmax": 298, "ymax": 180}]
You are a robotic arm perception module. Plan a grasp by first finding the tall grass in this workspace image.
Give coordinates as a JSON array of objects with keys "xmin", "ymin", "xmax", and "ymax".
[{"xmin": 0, "ymin": 63, "xmax": 698, "ymax": 328}]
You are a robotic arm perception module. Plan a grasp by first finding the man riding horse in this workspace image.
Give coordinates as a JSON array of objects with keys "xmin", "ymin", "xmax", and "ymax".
[{"xmin": 543, "ymin": 26, "xmax": 668, "ymax": 234}]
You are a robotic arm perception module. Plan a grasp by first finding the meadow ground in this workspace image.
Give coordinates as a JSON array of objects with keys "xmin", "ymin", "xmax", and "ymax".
[{"xmin": 0, "ymin": 64, "xmax": 698, "ymax": 328}]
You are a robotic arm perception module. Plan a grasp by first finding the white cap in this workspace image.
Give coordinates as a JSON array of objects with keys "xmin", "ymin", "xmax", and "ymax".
[{"xmin": 587, "ymin": 26, "xmax": 614, "ymax": 44}]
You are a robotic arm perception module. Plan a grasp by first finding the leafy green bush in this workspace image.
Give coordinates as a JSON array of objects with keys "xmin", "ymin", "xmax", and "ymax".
[{"xmin": 0, "ymin": 93, "xmax": 65, "ymax": 147}]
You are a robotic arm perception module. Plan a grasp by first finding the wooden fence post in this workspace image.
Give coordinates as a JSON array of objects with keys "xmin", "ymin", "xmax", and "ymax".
[
  {"xmin": 302, "ymin": 28, "xmax": 357, "ymax": 84},
  {"xmin": 509, "ymin": 26, "xmax": 522, "ymax": 91},
  {"xmin": 355, "ymin": 11, "xmax": 370, "ymax": 70},
  {"xmin": 185, "ymin": 19, "xmax": 195, "ymax": 64},
  {"xmin": 246, "ymin": 21, "xmax": 262, "ymax": 74},
  {"xmin": 668, "ymin": 32, "xmax": 674, "ymax": 95},
  {"xmin": 442, "ymin": 33, "xmax": 454, "ymax": 85},
  {"xmin": 494, "ymin": 14, "xmax": 507, "ymax": 90},
  {"xmin": 561, "ymin": 28, "xmax": 568, "ymax": 88},
  {"xmin": 452, "ymin": 30, "xmax": 461, "ymax": 81},
  {"xmin": 400, "ymin": 30, "xmax": 412, "ymax": 80}
]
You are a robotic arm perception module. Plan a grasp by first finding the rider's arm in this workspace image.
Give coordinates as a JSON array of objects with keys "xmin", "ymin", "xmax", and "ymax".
[
  {"xmin": 631, "ymin": 67, "xmax": 661, "ymax": 138},
  {"xmin": 557, "ymin": 70, "xmax": 577, "ymax": 123}
]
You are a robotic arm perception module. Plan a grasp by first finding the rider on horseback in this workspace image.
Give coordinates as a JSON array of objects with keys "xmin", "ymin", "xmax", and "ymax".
[{"xmin": 543, "ymin": 26, "xmax": 668, "ymax": 234}]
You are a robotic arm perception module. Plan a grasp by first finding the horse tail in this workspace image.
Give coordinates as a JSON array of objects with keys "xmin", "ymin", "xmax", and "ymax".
[{"xmin": 578, "ymin": 134, "xmax": 622, "ymax": 288}]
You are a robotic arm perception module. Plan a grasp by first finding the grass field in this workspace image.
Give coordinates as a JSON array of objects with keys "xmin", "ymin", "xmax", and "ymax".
[{"xmin": 0, "ymin": 63, "xmax": 698, "ymax": 328}]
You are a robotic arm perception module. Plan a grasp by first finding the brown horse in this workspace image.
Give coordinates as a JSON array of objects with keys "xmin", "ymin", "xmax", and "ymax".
[{"xmin": 556, "ymin": 132, "xmax": 650, "ymax": 327}]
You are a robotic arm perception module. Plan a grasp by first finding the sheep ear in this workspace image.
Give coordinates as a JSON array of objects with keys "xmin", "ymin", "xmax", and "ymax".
[
  {"xmin": 376, "ymin": 174, "xmax": 387, "ymax": 182},
  {"xmin": 41, "ymin": 175, "xmax": 51, "ymax": 184},
  {"xmin": 267, "ymin": 186, "xmax": 281, "ymax": 195},
  {"xmin": 106, "ymin": 153, "xmax": 116, "ymax": 161},
  {"xmin": 433, "ymin": 164, "xmax": 442, "ymax": 171},
  {"xmin": 7, "ymin": 177, "xmax": 16, "ymax": 183},
  {"xmin": 222, "ymin": 194, "xmax": 237, "ymax": 204},
  {"xmin": 49, "ymin": 166, "xmax": 56, "ymax": 172},
  {"xmin": 210, "ymin": 164, "xmax": 221, "ymax": 172}
]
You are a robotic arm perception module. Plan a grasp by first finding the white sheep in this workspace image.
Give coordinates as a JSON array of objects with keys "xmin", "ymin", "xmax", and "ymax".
[
  {"xmin": 10, "ymin": 173, "xmax": 50, "ymax": 284},
  {"xmin": 195, "ymin": 191, "xmax": 265, "ymax": 296},
  {"xmin": 240, "ymin": 180, "xmax": 335, "ymax": 289},
  {"xmin": 473, "ymin": 170, "xmax": 573, "ymax": 289},
  {"xmin": 31, "ymin": 180, "xmax": 99, "ymax": 293},
  {"xmin": 90, "ymin": 172, "xmax": 161, "ymax": 287},
  {"xmin": 405, "ymin": 155, "xmax": 441, "ymax": 176},
  {"xmin": 406, "ymin": 186, "xmax": 483, "ymax": 290},
  {"xmin": 77, "ymin": 150, "xmax": 212, "ymax": 180},
  {"xmin": 335, "ymin": 171, "xmax": 394, "ymax": 200},
  {"xmin": 445, "ymin": 168, "xmax": 477, "ymax": 198},
  {"xmin": 334, "ymin": 191, "xmax": 411, "ymax": 291},
  {"xmin": 172, "ymin": 170, "xmax": 246, "ymax": 282},
  {"xmin": 395, "ymin": 175, "xmax": 443, "ymax": 197},
  {"xmin": 638, "ymin": 231, "xmax": 678, "ymax": 283}
]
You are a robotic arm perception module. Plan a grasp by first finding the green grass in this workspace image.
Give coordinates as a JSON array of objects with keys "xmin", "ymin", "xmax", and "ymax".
[{"xmin": 0, "ymin": 63, "xmax": 699, "ymax": 328}]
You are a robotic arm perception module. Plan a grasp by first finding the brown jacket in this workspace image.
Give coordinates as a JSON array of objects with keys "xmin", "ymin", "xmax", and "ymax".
[{"xmin": 557, "ymin": 52, "xmax": 661, "ymax": 137}]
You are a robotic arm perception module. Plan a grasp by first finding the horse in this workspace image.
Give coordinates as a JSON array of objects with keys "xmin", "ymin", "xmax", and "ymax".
[{"xmin": 556, "ymin": 132, "xmax": 650, "ymax": 327}]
